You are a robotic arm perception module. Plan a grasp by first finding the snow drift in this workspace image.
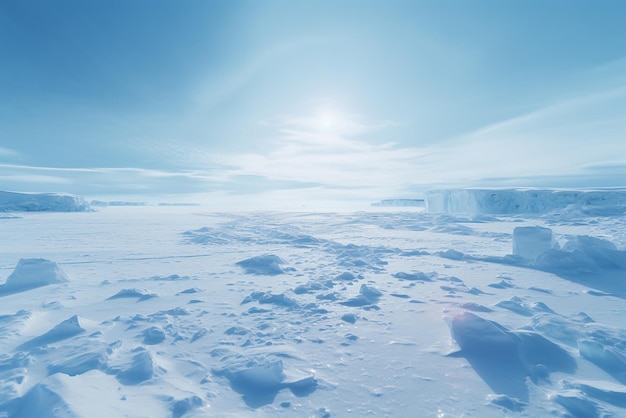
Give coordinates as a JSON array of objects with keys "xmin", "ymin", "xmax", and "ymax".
[
  {"xmin": 425, "ymin": 188, "xmax": 626, "ymax": 214},
  {"xmin": 0, "ymin": 191, "xmax": 91, "ymax": 212}
]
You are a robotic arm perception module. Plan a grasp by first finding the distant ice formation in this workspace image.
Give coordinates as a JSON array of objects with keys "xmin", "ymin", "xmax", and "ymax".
[
  {"xmin": 371, "ymin": 199, "xmax": 425, "ymax": 207},
  {"xmin": 0, "ymin": 190, "xmax": 91, "ymax": 212},
  {"xmin": 425, "ymin": 188, "xmax": 626, "ymax": 214}
]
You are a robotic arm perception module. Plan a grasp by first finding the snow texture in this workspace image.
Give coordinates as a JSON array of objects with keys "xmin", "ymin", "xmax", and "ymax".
[{"xmin": 0, "ymin": 191, "xmax": 91, "ymax": 212}]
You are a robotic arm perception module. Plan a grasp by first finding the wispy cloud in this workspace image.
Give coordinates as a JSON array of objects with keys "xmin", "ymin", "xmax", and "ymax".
[
  {"xmin": 422, "ymin": 84, "xmax": 626, "ymax": 187},
  {"xmin": 210, "ymin": 109, "xmax": 431, "ymax": 200},
  {"xmin": 0, "ymin": 164, "xmax": 221, "ymax": 196},
  {"xmin": 0, "ymin": 147, "xmax": 19, "ymax": 158}
]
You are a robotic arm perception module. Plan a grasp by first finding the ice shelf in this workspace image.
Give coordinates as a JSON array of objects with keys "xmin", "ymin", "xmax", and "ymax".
[{"xmin": 425, "ymin": 188, "xmax": 626, "ymax": 214}]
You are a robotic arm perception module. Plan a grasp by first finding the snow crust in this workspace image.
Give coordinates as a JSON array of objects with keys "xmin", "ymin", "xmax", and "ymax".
[
  {"xmin": 425, "ymin": 188, "xmax": 626, "ymax": 214},
  {"xmin": 0, "ymin": 191, "xmax": 91, "ymax": 212}
]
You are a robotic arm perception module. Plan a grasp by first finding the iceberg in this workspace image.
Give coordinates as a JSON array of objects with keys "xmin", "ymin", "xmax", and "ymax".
[
  {"xmin": 425, "ymin": 188, "xmax": 626, "ymax": 214},
  {"xmin": 0, "ymin": 190, "xmax": 91, "ymax": 212}
]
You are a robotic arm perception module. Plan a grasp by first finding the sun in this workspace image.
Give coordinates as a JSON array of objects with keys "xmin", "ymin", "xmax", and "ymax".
[
  {"xmin": 314, "ymin": 104, "xmax": 345, "ymax": 133},
  {"xmin": 318, "ymin": 111, "xmax": 336, "ymax": 130}
]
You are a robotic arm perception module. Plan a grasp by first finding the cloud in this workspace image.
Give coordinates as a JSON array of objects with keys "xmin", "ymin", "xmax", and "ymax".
[
  {"xmin": 0, "ymin": 174, "xmax": 72, "ymax": 185},
  {"xmin": 0, "ymin": 147, "xmax": 19, "ymax": 158},
  {"xmin": 421, "ymin": 84, "xmax": 626, "ymax": 187},
  {"xmin": 212, "ymin": 111, "xmax": 430, "ymax": 200},
  {"xmin": 0, "ymin": 164, "xmax": 221, "ymax": 196}
]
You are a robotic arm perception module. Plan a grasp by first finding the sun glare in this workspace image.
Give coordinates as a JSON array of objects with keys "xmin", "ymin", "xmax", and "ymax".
[{"xmin": 319, "ymin": 112, "xmax": 336, "ymax": 130}]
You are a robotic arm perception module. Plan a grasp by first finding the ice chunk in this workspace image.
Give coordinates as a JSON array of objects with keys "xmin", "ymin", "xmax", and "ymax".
[{"xmin": 512, "ymin": 226, "xmax": 554, "ymax": 262}]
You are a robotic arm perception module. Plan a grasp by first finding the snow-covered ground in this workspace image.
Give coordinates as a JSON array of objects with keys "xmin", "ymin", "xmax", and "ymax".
[{"xmin": 2, "ymin": 198, "xmax": 626, "ymax": 417}]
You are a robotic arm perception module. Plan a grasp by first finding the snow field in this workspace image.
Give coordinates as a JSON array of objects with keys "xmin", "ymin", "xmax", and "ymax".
[{"xmin": 1, "ymin": 206, "xmax": 626, "ymax": 417}]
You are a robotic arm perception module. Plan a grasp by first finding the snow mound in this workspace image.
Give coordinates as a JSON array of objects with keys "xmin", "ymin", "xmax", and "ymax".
[
  {"xmin": 0, "ymin": 258, "xmax": 69, "ymax": 294},
  {"xmin": 2, "ymin": 383, "xmax": 76, "ymax": 417},
  {"xmin": 563, "ymin": 379, "xmax": 626, "ymax": 408},
  {"xmin": 106, "ymin": 288, "xmax": 157, "ymax": 301},
  {"xmin": 425, "ymin": 188, "xmax": 626, "ymax": 214},
  {"xmin": 48, "ymin": 349, "xmax": 109, "ymax": 377},
  {"xmin": 392, "ymin": 271, "xmax": 432, "ymax": 281},
  {"xmin": 578, "ymin": 339, "xmax": 626, "ymax": 384},
  {"xmin": 0, "ymin": 190, "xmax": 91, "ymax": 212},
  {"xmin": 339, "ymin": 284, "xmax": 382, "ymax": 307},
  {"xmin": 214, "ymin": 358, "xmax": 317, "ymax": 408},
  {"xmin": 114, "ymin": 348, "xmax": 163, "ymax": 385},
  {"xmin": 448, "ymin": 312, "xmax": 575, "ymax": 402},
  {"xmin": 17, "ymin": 315, "xmax": 86, "ymax": 351},
  {"xmin": 171, "ymin": 396, "xmax": 204, "ymax": 418},
  {"xmin": 241, "ymin": 291, "xmax": 299, "ymax": 309},
  {"xmin": 236, "ymin": 255, "xmax": 287, "ymax": 275},
  {"xmin": 551, "ymin": 389, "xmax": 601, "ymax": 417}
]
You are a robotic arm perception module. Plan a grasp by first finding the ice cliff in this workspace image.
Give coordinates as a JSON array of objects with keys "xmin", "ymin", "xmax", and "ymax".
[
  {"xmin": 425, "ymin": 188, "xmax": 626, "ymax": 215},
  {"xmin": 0, "ymin": 191, "xmax": 91, "ymax": 212}
]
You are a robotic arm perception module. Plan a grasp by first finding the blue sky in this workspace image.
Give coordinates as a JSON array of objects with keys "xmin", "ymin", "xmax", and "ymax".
[{"xmin": 1, "ymin": 0, "xmax": 626, "ymax": 206}]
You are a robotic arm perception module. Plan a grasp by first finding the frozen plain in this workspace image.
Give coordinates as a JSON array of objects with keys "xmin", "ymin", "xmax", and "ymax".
[{"xmin": 2, "ymin": 193, "xmax": 626, "ymax": 417}]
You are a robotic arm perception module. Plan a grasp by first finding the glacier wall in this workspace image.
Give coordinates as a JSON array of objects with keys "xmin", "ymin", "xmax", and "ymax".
[
  {"xmin": 0, "ymin": 191, "xmax": 91, "ymax": 212},
  {"xmin": 425, "ymin": 188, "xmax": 626, "ymax": 214}
]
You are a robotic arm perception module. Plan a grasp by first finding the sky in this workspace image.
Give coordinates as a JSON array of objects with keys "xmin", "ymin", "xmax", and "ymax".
[{"xmin": 1, "ymin": 0, "xmax": 626, "ymax": 207}]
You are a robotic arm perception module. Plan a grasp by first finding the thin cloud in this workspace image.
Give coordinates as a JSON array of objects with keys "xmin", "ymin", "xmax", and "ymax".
[
  {"xmin": 0, "ymin": 164, "xmax": 222, "ymax": 196},
  {"xmin": 212, "ymin": 111, "xmax": 432, "ymax": 201},
  {"xmin": 0, "ymin": 147, "xmax": 19, "ymax": 157},
  {"xmin": 426, "ymin": 84, "xmax": 626, "ymax": 186}
]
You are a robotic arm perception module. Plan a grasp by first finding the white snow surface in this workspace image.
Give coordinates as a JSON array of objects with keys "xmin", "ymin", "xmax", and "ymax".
[
  {"xmin": 1, "ymin": 205, "xmax": 626, "ymax": 417},
  {"xmin": 425, "ymin": 188, "xmax": 626, "ymax": 215},
  {"xmin": 0, "ymin": 191, "xmax": 91, "ymax": 212}
]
